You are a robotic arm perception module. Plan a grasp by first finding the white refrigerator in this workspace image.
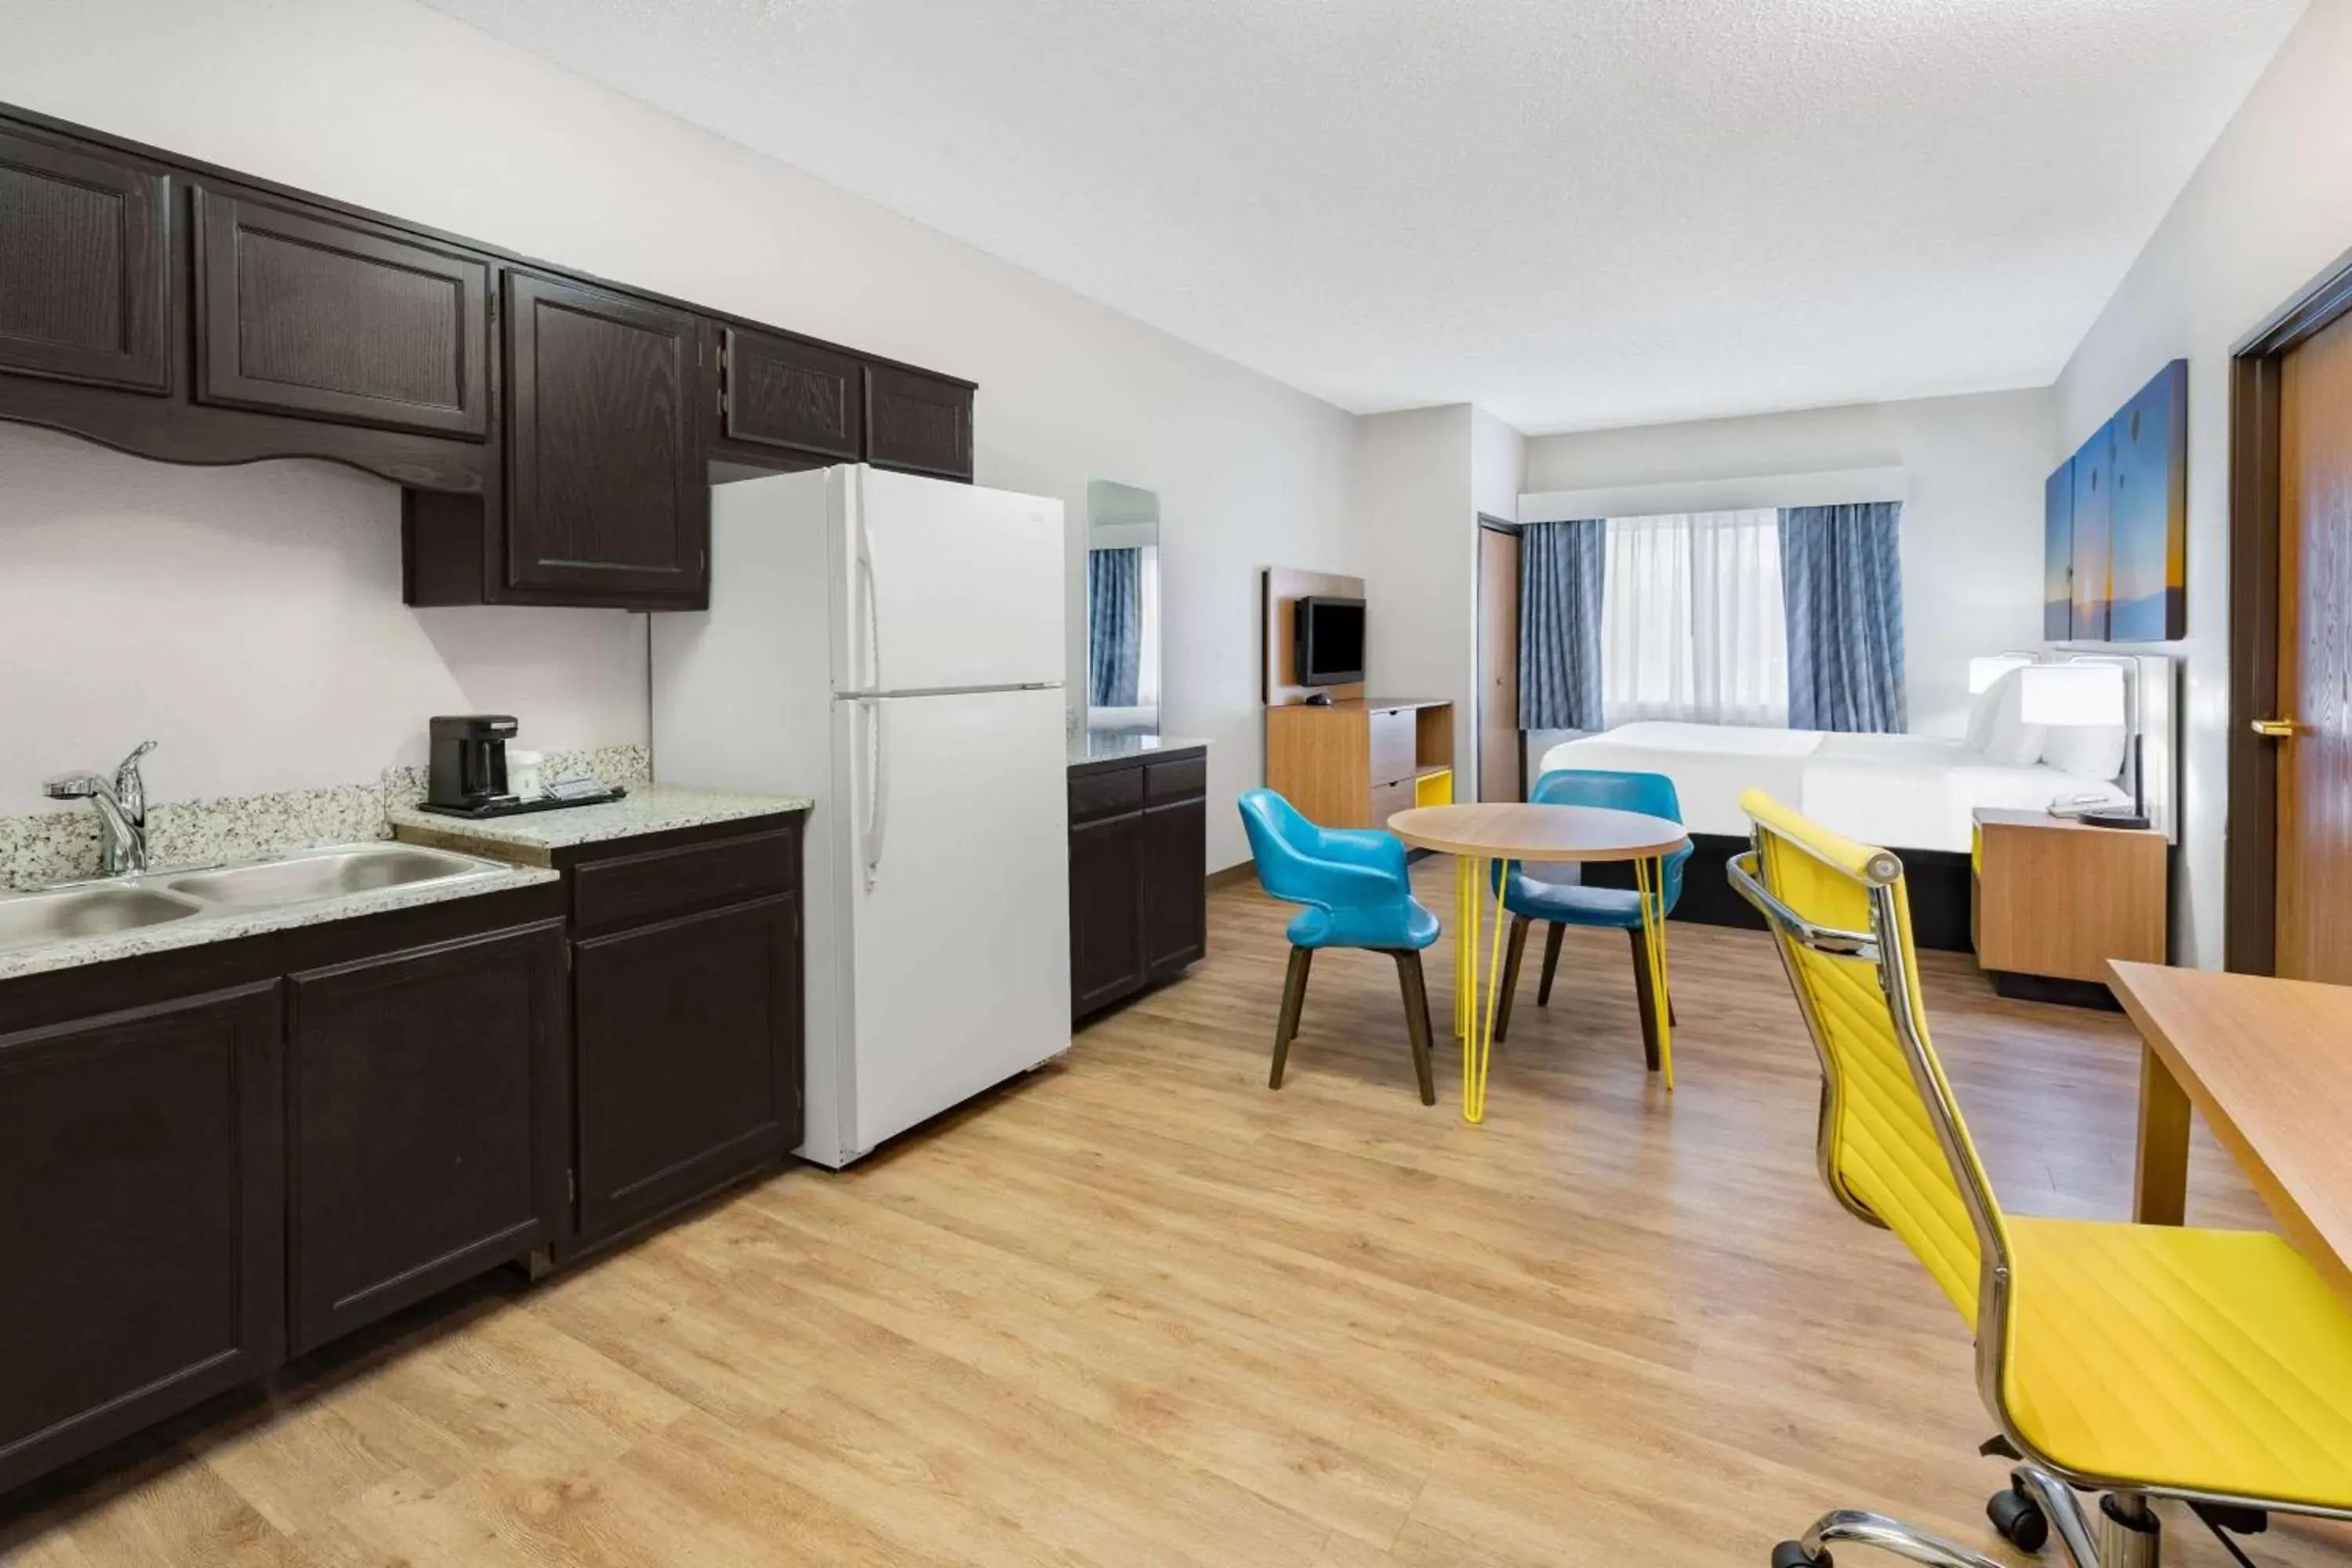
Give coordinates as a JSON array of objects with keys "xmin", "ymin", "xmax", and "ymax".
[{"xmin": 650, "ymin": 465, "xmax": 1071, "ymax": 1167}]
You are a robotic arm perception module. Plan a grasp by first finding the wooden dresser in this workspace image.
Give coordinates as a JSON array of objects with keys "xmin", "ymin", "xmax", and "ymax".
[{"xmin": 1264, "ymin": 699, "xmax": 1454, "ymax": 829}]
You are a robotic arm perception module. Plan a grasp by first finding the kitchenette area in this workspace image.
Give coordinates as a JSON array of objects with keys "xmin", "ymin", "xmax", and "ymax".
[{"xmin": 0, "ymin": 97, "xmax": 1207, "ymax": 1505}]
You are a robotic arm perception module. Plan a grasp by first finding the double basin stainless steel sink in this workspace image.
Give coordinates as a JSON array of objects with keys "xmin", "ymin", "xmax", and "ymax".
[{"xmin": 0, "ymin": 844, "xmax": 507, "ymax": 956}]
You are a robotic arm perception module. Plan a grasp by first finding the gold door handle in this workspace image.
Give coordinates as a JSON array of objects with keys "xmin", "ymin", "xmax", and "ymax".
[{"xmin": 2251, "ymin": 717, "xmax": 2311, "ymax": 738}]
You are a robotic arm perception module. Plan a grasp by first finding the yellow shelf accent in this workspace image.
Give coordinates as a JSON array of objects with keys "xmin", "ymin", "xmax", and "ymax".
[{"xmin": 1414, "ymin": 769, "xmax": 1454, "ymax": 808}]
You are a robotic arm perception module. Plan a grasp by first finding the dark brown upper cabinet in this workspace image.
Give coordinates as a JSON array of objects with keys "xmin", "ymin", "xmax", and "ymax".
[
  {"xmin": 194, "ymin": 189, "xmax": 490, "ymax": 438},
  {"xmin": 867, "ymin": 362, "xmax": 975, "ymax": 481},
  {"xmin": 0, "ymin": 128, "xmax": 169, "ymax": 393},
  {"xmin": 504, "ymin": 270, "xmax": 706, "ymax": 605},
  {"xmin": 719, "ymin": 325, "xmax": 862, "ymax": 462}
]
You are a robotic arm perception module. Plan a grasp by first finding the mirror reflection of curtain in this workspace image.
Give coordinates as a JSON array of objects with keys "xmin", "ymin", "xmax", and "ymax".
[{"xmin": 1088, "ymin": 547, "xmax": 1143, "ymax": 706}]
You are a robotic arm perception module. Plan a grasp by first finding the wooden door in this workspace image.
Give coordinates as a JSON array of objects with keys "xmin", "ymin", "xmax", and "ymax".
[
  {"xmin": 721, "ymin": 325, "xmax": 862, "ymax": 460},
  {"xmin": 2276, "ymin": 310, "xmax": 2352, "ymax": 981},
  {"xmin": 285, "ymin": 921, "xmax": 566, "ymax": 1351},
  {"xmin": 866, "ymin": 361, "xmax": 974, "ymax": 481},
  {"xmin": 504, "ymin": 270, "xmax": 706, "ymax": 604},
  {"xmin": 1478, "ymin": 525, "xmax": 1522, "ymax": 801},
  {"xmin": 194, "ymin": 189, "xmax": 489, "ymax": 437},
  {"xmin": 0, "ymin": 129, "xmax": 169, "ymax": 392},
  {"xmin": 1069, "ymin": 811, "xmax": 1148, "ymax": 1017},
  {"xmin": 573, "ymin": 895, "xmax": 799, "ymax": 1245},
  {"xmin": 0, "ymin": 983, "xmax": 283, "ymax": 1493}
]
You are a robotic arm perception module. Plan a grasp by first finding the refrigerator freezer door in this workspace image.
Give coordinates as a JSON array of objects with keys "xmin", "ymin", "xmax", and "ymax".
[
  {"xmin": 840, "ymin": 466, "xmax": 1065, "ymax": 695},
  {"xmin": 835, "ymin": 684, "xmax": 1069, "ymax": 1160}
]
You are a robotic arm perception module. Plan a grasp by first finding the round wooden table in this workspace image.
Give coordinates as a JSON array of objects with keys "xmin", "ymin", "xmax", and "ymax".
[{"xmin": 1387, "ymin": 804, "xmax": 1691, "ymax": 1123}]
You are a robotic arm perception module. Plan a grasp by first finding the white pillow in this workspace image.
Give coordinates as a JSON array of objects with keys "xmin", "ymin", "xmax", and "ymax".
[
  {"xmin": 1965, "ymin": 669, "xmax": 2046, "ymax": 767},
  {"xmin": 2042, "ymin": 721, "xmax": 2129, "ymax": 781}
]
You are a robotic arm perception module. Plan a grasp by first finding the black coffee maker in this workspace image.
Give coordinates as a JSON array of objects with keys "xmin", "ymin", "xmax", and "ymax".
[{"xmin": 426, "ymin": 715, "xmax": 519, "ymax": 815}]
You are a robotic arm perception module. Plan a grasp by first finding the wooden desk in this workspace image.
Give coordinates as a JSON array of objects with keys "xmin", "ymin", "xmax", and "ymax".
[
  {"xmin": 2109, "ymin": 960, "xmax": 2352, "ymax": 1304},
  {"xmin": 1388, "ymin": 804, "xmax": 1688, "ymax": 1123}
]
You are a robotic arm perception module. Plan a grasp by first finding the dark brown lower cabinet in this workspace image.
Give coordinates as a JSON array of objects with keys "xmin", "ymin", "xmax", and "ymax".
[
  {"xmin": 573, "ymin": 893, "xmax": 799, "ymax": 1245},
  {"xmin": 1069, "ymin": 811, "xmax": 1148, "ymax": 1016},
  {"xmin": 286, "ymin": 921, "xmax": 567, "ymax": 1352},
  {"xmin": 1069, "ymin": 746, "xmax": 1208, "ymax": 1022},
  {"xmin": 0, "ymin": 982, "xmax": 284, "ymax": 1494},
  {"xmin": 1142, "ymin": 793, "xmax": 1208, "ymax": 978}
]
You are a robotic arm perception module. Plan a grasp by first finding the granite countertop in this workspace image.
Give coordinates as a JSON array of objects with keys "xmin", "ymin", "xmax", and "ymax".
[
  {"xmin": 1069, "ymin": 733, "xmax": 1210, "ymax": 768},
  {"xmin": 0, "ymin": 855, "xmax": 558, "ymax": 985},
  {"xmin": 387, "ymin": 783, "xmax": 813, "ymax": 863}
]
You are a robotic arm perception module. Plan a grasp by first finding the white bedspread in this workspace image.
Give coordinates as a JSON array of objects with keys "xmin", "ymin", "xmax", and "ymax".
[{"xmin": 1539, "ymin": 723, "xmax": 2125, "ymax": 853}]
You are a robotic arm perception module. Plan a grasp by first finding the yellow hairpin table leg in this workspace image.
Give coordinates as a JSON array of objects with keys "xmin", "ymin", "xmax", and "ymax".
[
  {"xmin": 1635, "ymin": 855, "xmax": 1674, "ymax": 1090},
  {"xmin": 1454, "ymin": 854, "xmax": 1471, "ymax": 1041}
]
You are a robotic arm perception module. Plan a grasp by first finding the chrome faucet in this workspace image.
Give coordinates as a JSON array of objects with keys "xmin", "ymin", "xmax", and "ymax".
[{"xmin": 42, "ymin": 741, "xmax": 158, "ymax": 877}]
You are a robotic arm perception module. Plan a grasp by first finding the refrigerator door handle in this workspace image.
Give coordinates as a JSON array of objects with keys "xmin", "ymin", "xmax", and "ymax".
[
  {"xmin": 855, "ymin": 517, "xmax": 880, "ymax": 692},
  {"xmin": 862, "ymin": 699, "xmax": 889, "ymax": 891}
]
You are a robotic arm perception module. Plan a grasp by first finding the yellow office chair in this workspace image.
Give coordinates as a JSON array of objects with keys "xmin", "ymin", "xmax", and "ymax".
[{"xmin": 1729, "ymin": 789, "xmax": 2352, "ymax": 1568}]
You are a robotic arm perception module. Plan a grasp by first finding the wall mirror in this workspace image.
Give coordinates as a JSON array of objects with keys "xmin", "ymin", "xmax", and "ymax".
[{"xmin": 1085, "ymin": 480, "xmax": 1162, "ymax": 736}]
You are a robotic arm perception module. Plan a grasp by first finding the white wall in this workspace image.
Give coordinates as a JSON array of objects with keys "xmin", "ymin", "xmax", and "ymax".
[
  {"xmin": 1352, "ymin": 408, "xmax": 1476, "ymax": 786},
  {"xmin": 1, "ymin": 0, "xmax": 1360, "ymax": 870},
  {"xmin": 2055, "ymin": 0, "xmax": 2352, "ymax": 970},
  {"xmin": 0, "ymin": 426, "xmax": 647, "ymax": 808},
  {"xmin": 1521, "ymin": 388, "xmax": 2057, "ymax": 739}
]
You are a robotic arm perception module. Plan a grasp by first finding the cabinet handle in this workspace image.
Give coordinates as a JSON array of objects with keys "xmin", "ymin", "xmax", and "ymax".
[{"xmin": 2251, "ymin": 716, "xmax": 2310, "ymax": 738}]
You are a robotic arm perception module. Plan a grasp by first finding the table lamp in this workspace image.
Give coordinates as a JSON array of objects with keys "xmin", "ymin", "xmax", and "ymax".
[{"xmin": 2018, "ymin": 662, "xmax": 2147, "ymax": 829}]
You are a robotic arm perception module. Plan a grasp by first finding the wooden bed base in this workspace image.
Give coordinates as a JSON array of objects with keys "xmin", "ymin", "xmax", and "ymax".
[{"xmin": 1582, "ymin": 831, "xmax": 1976, "ymax": 953}]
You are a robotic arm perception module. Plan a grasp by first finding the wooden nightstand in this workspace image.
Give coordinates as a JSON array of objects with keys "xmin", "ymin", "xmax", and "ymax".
[{"xmin": 1972, "ymin": 807, "xmax": 2168, "ymax": 1006}]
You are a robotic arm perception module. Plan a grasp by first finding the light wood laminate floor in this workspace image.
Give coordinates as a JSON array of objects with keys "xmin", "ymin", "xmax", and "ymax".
[{"xmin": 6, "ymin": 865, "xmax": 2346, "ymax": 1566}]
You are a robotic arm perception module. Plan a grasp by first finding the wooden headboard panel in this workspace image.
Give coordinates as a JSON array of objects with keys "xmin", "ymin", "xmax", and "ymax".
[{"xmin": 1262, "ymin": 567, "xmax": 1366, "ymax": 706}]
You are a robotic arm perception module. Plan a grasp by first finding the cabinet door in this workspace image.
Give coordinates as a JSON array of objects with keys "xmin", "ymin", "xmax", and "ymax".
[
  {"xmin": 287, "ymin": 921, "xmax": 565, "ymax": 1352},
  {"xmin": 0, "ymin": 129, "xmax": 169, "ymax": 391},
  {"xmin": 723, "ymin": 326, "xmax": 862, "ymax": 460},
  {"xmin": 866, "ymin": 361, "xmax": 974, "ymax": 481},
  {"xmin": 573, "ymin": 895, "xmax": 800, "ymax": 1246},
  {"xmin": 1069, "ymin": 811, "xmax": 1147, "ymax": 1018},
  {"xmin": 0, "ymin": 983, "xmax": 282, "ymax": 1494},
  {"xmin": 1142, "ymin": 798, "xmax": 1207, "ymax": 981},
  {"xmin": 504, "ymin": 270, "xmax": 706, "ymax": 604},
  {"xmin": 194, "ymin": 189, "xmax": 489, "ymax": 437}
]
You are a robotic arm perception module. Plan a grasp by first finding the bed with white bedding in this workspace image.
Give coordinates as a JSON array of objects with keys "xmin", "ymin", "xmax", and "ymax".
[
  {"xmin": 1530, "ymin": 655, "xmax": 2176, "ymax": 950},
  {"xmin": 1542, "ymin": 723, "xmax": 2126, "ymax": 855}
]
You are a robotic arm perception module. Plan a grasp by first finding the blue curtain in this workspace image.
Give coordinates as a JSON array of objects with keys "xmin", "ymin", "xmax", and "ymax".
[
  {"xmin": 1780, "ymin": 503, "xmax": 1905, "ymax": 733},
  {"xmin": 1087, "ymin": 547, "xmax": 1142, "ymax": 706},
  {"xmin": 1518, "ymin": 519, "xmax": 1607, "ymax": 731}
]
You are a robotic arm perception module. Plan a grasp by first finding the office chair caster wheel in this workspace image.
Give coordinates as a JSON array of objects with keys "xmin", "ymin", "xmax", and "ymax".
[
  {"xmin": 1770, "ymin": 1544, "xmax": 1829, "ymax": 1568},
  {"xmin": 1987, "ymin": 1483, "xmax": 2049, "ymax": 1552}
]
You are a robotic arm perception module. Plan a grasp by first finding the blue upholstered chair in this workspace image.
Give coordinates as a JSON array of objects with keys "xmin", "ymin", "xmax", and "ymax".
[
  {"xmin": 1237, "ymin": 789, "xmax": 1439, "ymax": 1105},
  {"xmin": 1492, "ymin": 769, "xmax": 1692, "ymax": 1069}
]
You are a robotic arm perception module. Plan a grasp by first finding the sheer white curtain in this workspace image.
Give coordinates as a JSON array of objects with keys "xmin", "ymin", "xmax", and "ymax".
[{"xmin": 1600, "ymin": 510, "xmax": 1788, "ymax": 727}]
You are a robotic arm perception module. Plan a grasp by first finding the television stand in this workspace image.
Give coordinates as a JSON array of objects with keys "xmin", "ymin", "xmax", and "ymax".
[{"xmin": 1265, "ymin": 699, "xmax": 1455, "ymax": 828}]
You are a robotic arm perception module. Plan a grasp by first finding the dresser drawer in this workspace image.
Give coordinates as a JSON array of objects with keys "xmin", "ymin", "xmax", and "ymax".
[
  {"xmin": 1370, "ymin": 778, "xmax": 1417, "ymax": 830},
  {"xmin": 1069, "ymin": 764, "xmax": 1145, "ymax": 825},
  {"xmin": 1369, "ymin": 707, "xmax": 1417, "ymax": 786},
  {"xmin": 572, "ymin": 827, "xmax": 799, "ymax": 931},
  {"xmin": 1145, "ymin": 754, "xmax": 1206, "ymax": 805}
]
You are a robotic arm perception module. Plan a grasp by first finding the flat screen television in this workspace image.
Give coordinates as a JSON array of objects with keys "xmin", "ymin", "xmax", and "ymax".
[{"xmin": 1294, "ymin": 596, "xmax": 1365, "ymax": 686}]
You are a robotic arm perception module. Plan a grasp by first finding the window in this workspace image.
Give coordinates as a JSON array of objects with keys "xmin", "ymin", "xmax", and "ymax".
[{"xmin": 1599, "ymin": 509, "xmax": 1788, "ymax": 727}]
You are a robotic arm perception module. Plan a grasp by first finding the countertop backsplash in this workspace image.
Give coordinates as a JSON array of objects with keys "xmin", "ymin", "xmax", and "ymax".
[{"xmin": 0, "ymin": 742, "xmax": 651, "ymax": 893}]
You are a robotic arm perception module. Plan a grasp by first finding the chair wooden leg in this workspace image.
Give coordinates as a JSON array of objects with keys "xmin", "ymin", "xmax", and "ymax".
[
  {"xmin": 1494, "ymin": 916, "xmax": 1531, "ymax": 1043},
  {"xmin": 1393, "ymin": 949, "xmax": 1438, "ymax": 1105},
  {"xmin": 1269, "ymin": 945, "xmax": 1313, "ymax": 1089},
  {"xmin": 1535, "ymin": 921, "xmax": 1566, "ymax": 1006},
  {"xmin": 1628, "ymin": 925, "xmax": 1663, "ymax": 1073}
]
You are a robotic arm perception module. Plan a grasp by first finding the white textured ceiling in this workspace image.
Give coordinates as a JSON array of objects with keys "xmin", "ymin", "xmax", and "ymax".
[{"xmin": 419, "ymin": 0, "xmax": 2305, "ymax": 433}]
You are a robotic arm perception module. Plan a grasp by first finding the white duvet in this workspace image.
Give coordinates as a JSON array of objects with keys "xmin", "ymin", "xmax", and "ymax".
[{"xmin": 1537, "ymin": 722, "xmax": 2125, "ymax": 854}]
